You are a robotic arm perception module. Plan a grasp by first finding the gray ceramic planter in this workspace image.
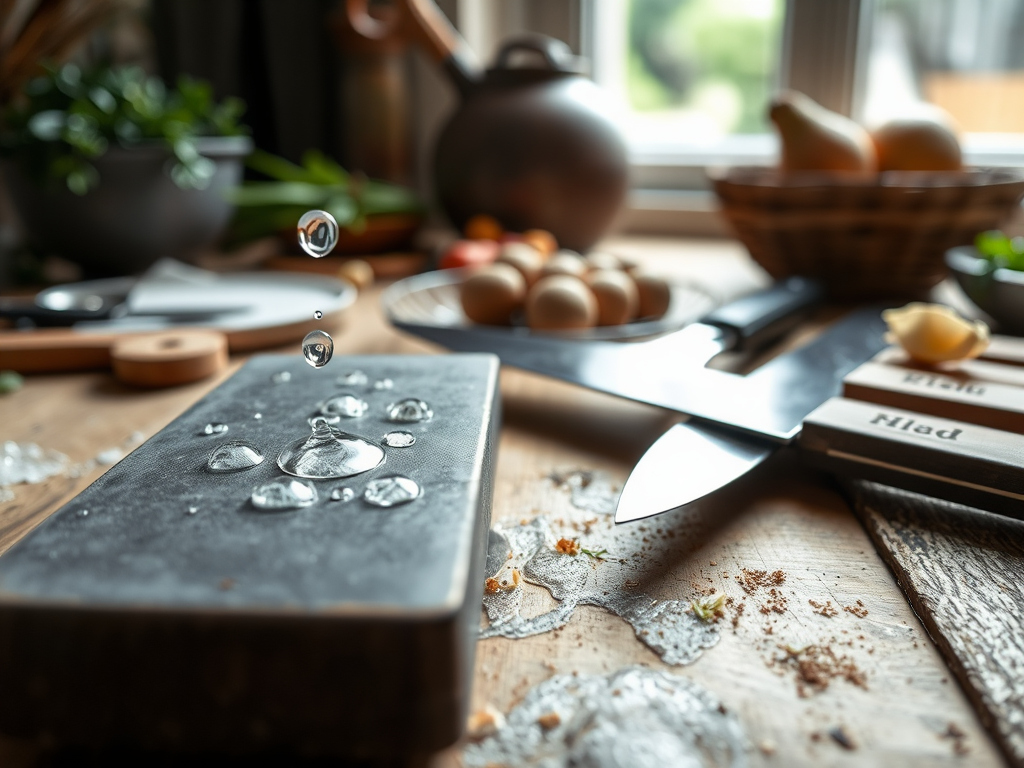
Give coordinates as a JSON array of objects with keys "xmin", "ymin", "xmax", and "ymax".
[{"xmin": 2, "ymin": 135, "xmax": 252, "ymax": 277}]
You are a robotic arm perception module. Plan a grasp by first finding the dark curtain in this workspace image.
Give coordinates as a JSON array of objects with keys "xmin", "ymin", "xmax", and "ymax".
[{"xmin": 150, "ymin": 0, "xmax": 346, "ymax": 166}]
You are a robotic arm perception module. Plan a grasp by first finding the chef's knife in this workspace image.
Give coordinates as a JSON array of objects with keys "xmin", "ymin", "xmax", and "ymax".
[{"xmin": 392, "ymin": 277, "xmax": 888, "ymax": 506}]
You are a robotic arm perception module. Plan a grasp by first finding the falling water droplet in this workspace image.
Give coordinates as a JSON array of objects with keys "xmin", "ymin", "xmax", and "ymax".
[
  {"xmin": 364, "ymin": 476, "xmax": 421, "ymax": 507},
  {"xmin": 330, "ymin": 486, "xmax": 356, "ymax": 502},
  {"xmin": 201, "ymin": 423, "xmax": 229, "ymax": 436},
  {"xmin": 186, "ymin": 506, "xmax": 199, "ymax": 515},
  {"xmin": 373, "ymin": 378, "xmax": 394, "ymax": 391},
  {"xmin": 277, "ymin": 420, "xmax": 385, "ymax": 479},
  {"xmin": 271, "ymin": 371, "xmax": 292, "ymax": 384},
  {"xmin": 297, "ymin": 210, "xmax": 339, "ymax": 258},
  {"xmin": 308, "ymin": 414, "xmax": 341, "ymax": 428},
  {"xmin": 302, "ymin": 330, "xmax": 334, "ymax": 368},
  {"xmin": 314, "ymin": 310, "xmax": 323, "ymax": 320},
  {"xmin": 382, "ymin": 431, "xmax": 416, "ymax": 448},
  {"xmin": 320, "ymin": 394, "xmax": 368, "ymax": 419},
  {"xmin": 207, "ymin": 441, "xmax": 264, "ymax": 473},
  {"xmin": 385, "ymin": 398, "xmax": 433, "ymax": 423},
  {"xmin": 337, "ymin": 370, "xmax": 368, "ymax": 387},
  {"xmin": 251, "ymin": 478, "xmax": 318, "ymax": 510}
]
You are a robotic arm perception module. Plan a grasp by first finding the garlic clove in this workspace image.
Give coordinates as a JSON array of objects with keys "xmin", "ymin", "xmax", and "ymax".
[{"xmin": 882, "ymin": 303, "xmax": 990, "ymax": 364}]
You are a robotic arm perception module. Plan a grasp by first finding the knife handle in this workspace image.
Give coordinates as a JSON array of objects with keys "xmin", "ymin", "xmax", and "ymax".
[
  {"xmin": 800, "ymin": 397, "xmax": 1024, "ymax": 519},
  {"xmin": 700, "ymin": 277, "xmax": 824, "ymax": 350}
]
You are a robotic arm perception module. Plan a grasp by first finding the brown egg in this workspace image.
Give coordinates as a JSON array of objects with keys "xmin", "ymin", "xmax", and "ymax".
[
  {"xmin": 584, "ymin": 251, "xmax": 624, "ymax": 272},
  {"xmin": 337, "ymin": 259, "xmax": 374, "ymax": 291},
  {"xmin": 540, "ymin": 250, "xmax": 589, "ymax": 279},
  {"xmin": 632, "ymin": 272, "xmax": 672, "ymax": 319},
  {"xmin": 496, "ymin": 242, "xmax": 545, "ymax": 286},
  {"xmin": 526, "ymin": 275, "xmax": 598, "ymax": 331},
  {"xmin": 461, "ymin": 263, "xmax": 527, "ymax": 325},
  {"xmin": 585, "ymin": 269, "xmax": 639, "ymax": 326},
  {"xmin": 522, "ymin": 228, "xmax": 558, "ymax": 257}
]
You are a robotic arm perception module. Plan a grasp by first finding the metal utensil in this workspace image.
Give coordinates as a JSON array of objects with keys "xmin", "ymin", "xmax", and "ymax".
[{"xmin": 389, "ymin": 277, "xmax": 889, "ymax": 512}]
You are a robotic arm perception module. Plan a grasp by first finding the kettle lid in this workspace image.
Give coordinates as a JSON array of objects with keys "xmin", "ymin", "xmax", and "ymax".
[{"xmin": 487, "ymin": 34, "xmax": 587, "ymax": 79}]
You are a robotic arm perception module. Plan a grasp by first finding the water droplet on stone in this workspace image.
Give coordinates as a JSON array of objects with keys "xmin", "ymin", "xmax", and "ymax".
[
  {"xmin": 77, "ymin": 508, "xmax": 89, "ymax": 517},
  {"xmin": 308, "ymin": 414, "xmax": 341, "ymax": 428},
  {"xmin": 314, "ymin": 310, "xmax": 323, "ymax": 320},
  {"xmin": 202, "ymin": 423, "xmax": 229, "ymax": 436},
  {"xmin": 187, "ymin": 506, "xmax": 198, "ymax": 515},
  {"xmin": 337, "ymin": 370, "xmax": 368, "ymax": 387},
  {"xmin": 320, "ymin": 394, "xmax": 368, "ymax": 419},
  {"xmin": 303, "ymin": 330, "xmax": 334, "ymax": 368},
  {"xmin": 385, "ymin": 398, "xmax": 433, "ymax": 423},
  {"xmin": 253, "ymin": 413, "xmax": 263, "ymax": 420},
  {"xmin": 373, "ymin": 378, "xmax": 394, "ymax": 391},
  {"xmin": 277, "ymin": 421, "xmax": 385, "ymax": 479},
  {"xmin": 251, "ymin": 477, "xmax": 318, "ymax": 510},
  {"xmin": 382, "ymin": 431, "xmax": 415, "ymax": 448},
  {"xmin": 364, "ymin": 476, "xmax": 421, "ymax": 507},
  {"xmin": 330, "ymin": 486, "xmax": 355, "ymax": 502},
  {"xmin": 207, "ymin": 441, "xmax": 264, "ymax": 473},
  {"xmin": 297, "ymin": 210, "xmax": 339, "ymax": 258},
  {"xmin": 271, "ymin": 371, "xmax": 292, "ymax": 384}
]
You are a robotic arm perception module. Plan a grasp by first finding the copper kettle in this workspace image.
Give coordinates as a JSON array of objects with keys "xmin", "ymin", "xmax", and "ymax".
[{"xmin": 345, "ymin": 0, "xmax": 628, "ymax": 252}]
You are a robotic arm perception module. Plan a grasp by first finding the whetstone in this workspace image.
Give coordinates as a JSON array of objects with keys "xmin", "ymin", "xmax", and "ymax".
[{"xmin": 0, "ymin": 353, "xmax": 500, "ymax": 760}]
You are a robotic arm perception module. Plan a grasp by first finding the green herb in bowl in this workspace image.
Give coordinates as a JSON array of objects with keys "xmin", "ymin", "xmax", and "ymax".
[
  {"xmin": 974, "ymin": 230, "xmax": 1024, "ymax": 272},
  {"xmin": 0, "ymin": 63, "xmax": 247, "ymax": 195}
]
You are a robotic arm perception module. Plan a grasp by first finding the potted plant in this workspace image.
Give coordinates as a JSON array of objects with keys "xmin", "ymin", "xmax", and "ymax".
[{"xmin": 0, "ymin": 63, "xmax": 252, "ymax": 276}]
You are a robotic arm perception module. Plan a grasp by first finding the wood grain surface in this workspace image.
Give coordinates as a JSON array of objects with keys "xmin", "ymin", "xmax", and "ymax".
[
  {"xmin": 848, "ymin": 480, "xmax": 1024, "ymax": 768},
  {"xmin": 0, "ymin": 237, "xmax": 1009, "ymax": 766}
]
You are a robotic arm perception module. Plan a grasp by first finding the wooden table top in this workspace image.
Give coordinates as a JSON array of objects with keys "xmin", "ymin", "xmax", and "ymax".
[{"xmin": 0, "ymin": 237, "xmax": 1006, "ymax": 767}]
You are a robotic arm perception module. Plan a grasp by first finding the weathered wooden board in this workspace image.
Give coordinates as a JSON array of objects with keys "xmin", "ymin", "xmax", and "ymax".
[{"xmin": 848, "ymin": 479, "xmax": 1024, "ymax": 768}]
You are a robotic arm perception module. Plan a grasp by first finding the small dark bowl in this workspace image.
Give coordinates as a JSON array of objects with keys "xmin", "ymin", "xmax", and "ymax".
[
  {"xmin": 946, "ymin": 246, "xmax": 1024, "ymax": 335},
  {"xmin": 2, "ymin": 136, "xmax": 252, "ymax": 277}
]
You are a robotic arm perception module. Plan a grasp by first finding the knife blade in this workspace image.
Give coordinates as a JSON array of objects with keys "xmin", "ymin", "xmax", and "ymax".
[{"xmin": 390, "ymin": 276, "xmax": 890, "ymax": 523}]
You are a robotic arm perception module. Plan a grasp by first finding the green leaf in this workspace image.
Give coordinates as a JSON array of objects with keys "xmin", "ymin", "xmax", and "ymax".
[{"xmin": 246, "ymin": 149, "xmax": 315, "ymax": 182}]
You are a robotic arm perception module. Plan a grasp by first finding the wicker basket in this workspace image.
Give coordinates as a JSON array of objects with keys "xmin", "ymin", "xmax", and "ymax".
[{"xmin": 712, "ymin": 167, "xmax": 1024, "ymax": 299}]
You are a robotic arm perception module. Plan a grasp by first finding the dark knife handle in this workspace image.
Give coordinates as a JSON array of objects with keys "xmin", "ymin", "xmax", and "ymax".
[{"xmin": 700, "ymin": 277, "xmax": 824, "ymax": 350}]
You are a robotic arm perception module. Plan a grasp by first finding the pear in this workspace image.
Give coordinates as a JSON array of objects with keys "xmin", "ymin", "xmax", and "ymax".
[{"xmin": 769, "ymin": 91, "xmax": 877, "ymax": 173}]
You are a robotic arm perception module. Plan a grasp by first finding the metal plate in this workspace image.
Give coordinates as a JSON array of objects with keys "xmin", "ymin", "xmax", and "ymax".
[{"xmin": 381, "ymin": 267, "xmax": 717, "ymax": 340}]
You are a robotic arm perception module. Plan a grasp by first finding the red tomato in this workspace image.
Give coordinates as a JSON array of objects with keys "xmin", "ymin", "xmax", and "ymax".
[{"xmin": 438, "ymin": 239, "xmax": 501, "ymax": 270}]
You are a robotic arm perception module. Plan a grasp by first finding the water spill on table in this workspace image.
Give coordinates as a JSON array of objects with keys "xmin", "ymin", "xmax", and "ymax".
[
  {"xmin": 463, "ymin": 666, "xmax": 747, "ymax": 768},
  {"xmin": 481, "ymin": 470, "xmax": 720, "ymax": 666}
]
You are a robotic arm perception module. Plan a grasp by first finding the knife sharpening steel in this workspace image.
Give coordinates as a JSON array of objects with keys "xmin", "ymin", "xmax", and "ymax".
[{"xmin": 0, "ymin": 353, "xmax": 500, "ymax": 761}]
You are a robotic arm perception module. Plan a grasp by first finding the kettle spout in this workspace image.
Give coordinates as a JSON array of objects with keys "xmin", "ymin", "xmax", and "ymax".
[{"xmin": 403, "ymin": 0, "xmax": 483, "ymax": 95}]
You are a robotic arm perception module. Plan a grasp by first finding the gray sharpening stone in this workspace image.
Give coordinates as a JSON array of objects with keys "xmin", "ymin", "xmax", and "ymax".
[{"xmin": 0, "ymin": 353, "xmax": 500, "ymax": 761}]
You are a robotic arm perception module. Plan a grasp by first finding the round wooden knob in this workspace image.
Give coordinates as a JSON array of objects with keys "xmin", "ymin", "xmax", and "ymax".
[{"xmin": 110, "ymin": 330, "xmax": 228, "ymax": 387}]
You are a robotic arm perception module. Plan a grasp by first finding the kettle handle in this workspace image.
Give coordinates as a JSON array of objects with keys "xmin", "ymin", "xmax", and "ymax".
[
  {"xmin": 494, "ymin": 34, "xmax": 580, "ymax": 73},
  {"xmin": 344, "ymin": 0, "xmax": 480, "ymax": 94}
]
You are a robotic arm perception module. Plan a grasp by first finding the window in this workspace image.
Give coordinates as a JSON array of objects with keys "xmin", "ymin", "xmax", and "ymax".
[{"xmin": 579, "ymin": 0, "xmax": 1024, "ymax": 231}]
